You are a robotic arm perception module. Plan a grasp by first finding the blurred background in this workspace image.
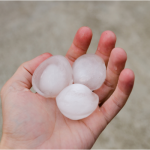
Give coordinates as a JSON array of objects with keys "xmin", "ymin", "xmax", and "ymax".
[{"xmin": 0, "ymin": 1, "xmax": 150, "ymax": 148}]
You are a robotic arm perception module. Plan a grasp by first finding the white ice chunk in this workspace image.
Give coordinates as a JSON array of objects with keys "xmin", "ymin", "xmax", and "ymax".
[
  {"xmin": 73, "ymin": 54, "xmax": 106, "ymax": 91},
  {"xmin": 56, "ymin": 84, "xmax": 99, "ymax": 120},
  {"xmin": 32, "ymin": 55, "xmax": 73, "ymax": 98}
]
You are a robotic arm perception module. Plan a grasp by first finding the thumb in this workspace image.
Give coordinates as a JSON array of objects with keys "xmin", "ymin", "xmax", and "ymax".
[{"xmin": 1, "ymin": 53, "xmax": 52, "ymax": 96}]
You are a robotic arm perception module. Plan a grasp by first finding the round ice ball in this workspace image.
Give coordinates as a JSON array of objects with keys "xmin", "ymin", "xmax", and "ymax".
[
  {"xmin": 32, "ymin": 55, "xmax": 73, "ymax": 98},
  {"xmin": 56, "ymin": 84, "xmax": 99, "ymax": 120},
  {"xmin": 73, "ymin": 54, "xmax": 106, "ymax": 91}
]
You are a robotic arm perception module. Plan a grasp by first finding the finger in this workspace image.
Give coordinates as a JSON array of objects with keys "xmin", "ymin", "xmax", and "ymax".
[
  {"xmin": 94, "ymin": 48, "xmax": 127, "ymax": 103},
  {"xmin": 99, "ymin": 68, "xmax": 135, "ymax": 125},
  {"xmin": 66, "ymin": 26, "xmax": 92, "ymax": 66},
  {"xmin": 2, "ymin": 53, "xmax": 52, "ymax": 92},
  {"xmin": 95, "ymin": 30, "xmax": 116, "ymax": 66},
  {"xmin": 82, "ymin": 69, "xmax": 135, "ymax": 139}
]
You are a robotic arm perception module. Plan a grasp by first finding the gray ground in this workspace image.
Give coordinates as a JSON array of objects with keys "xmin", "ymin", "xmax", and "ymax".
[{"xmin": 0, "ymin": 2, "xmax": 150, "ymax": 149}]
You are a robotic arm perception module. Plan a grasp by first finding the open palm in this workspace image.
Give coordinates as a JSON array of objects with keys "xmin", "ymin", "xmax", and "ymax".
[{"xmin": 0, "ymin": 27, "xmax": 134, "ymax": 149}]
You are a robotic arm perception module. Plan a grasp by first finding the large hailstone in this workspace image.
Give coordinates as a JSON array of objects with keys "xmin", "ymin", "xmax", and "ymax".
[
  {"xmin": 56, "ymin": 84, "xmax": 99, "ymax": 120},
  {"xmin": 73, "ymin": 54, "xmax": 106, "ymax": 91},
  {"xmin": 32, "ymin": 55, "xmax": 73, "ymax": 98}
]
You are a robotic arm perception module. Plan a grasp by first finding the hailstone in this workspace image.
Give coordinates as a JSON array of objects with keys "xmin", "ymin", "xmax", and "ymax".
[
  {"xmin": 56, "ymin": 84, "xmax": 99, "ymax": 120},
  {"xmin": 32, "ymin": 55, "xmax": 73, "ymax": 98},
  {"xmin": 73, "ymin": 54, "xmax": 106, "ymax": 91}
]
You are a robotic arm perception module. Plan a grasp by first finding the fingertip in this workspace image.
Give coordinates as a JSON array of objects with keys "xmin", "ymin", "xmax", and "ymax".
[
  {"xmin": 111, "ymin": 48, "xmax": 127, "ymax": 63},
  {"xmin": 66, "ymin": 27, "xmax": 92, "ymax": 65},
  {"xmin": 96, "ymin": 30, "xmax": 116, "ymax": 60},
  {"xmin": 74, "ymin": 26, "xmax": 93, "ymax": 49},
  {"xmin": 24, "ymin": 52, "xmax": 53, "ymax": 76},
  {"xmin": 78, "ymin": 26, "xmax": 93, "ymax": 38},
  {"xmin": 101, "ymin": 30, "xmax": 116, "ymax": 47},
  {"xmin": 108, "ymin": 48, "xmax": 127, "ymax": 75},
  {"xmin": 40, "ymin": 52, "xmax": 53, "ymax": 59},
  {"xmin": 37, "ymin": 52, "xmax": 52, "ymax": 65},
  {"xmin": 120, "ymin": 68, "xmax": 135, "ymax": 83},
  {"xmin": 119, "ymin": 69, "xmax": 135, "ymax": 95}
]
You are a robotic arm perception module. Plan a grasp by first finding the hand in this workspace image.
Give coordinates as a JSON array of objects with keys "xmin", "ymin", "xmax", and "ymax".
[{"xmin": 0, "ymin": 27, "xmax": 134, "ymax": 149}]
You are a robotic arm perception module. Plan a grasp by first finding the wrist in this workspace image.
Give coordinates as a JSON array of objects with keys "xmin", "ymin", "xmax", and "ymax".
[
  {"xmin": 0, "ymin": 134, "xmax": 35, "ymax": 149},
  {"xmin": 0, "ymin": 138, "xmax": 9, "ymax": 149},
  {"xmin": 0, "ymin": 135, "xmax": 17, "ymax": 149}
]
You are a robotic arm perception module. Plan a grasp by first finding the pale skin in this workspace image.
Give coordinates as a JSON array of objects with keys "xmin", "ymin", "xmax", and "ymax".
[{"xmin": 0, "ymin": 27, "xmax": 135, "ymax": 149}]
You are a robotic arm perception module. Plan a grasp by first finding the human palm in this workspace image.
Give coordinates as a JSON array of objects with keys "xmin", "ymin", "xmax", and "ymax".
[{"xmin": 0, "ymin": 27, "xmax": 134, "ymax": 149}]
